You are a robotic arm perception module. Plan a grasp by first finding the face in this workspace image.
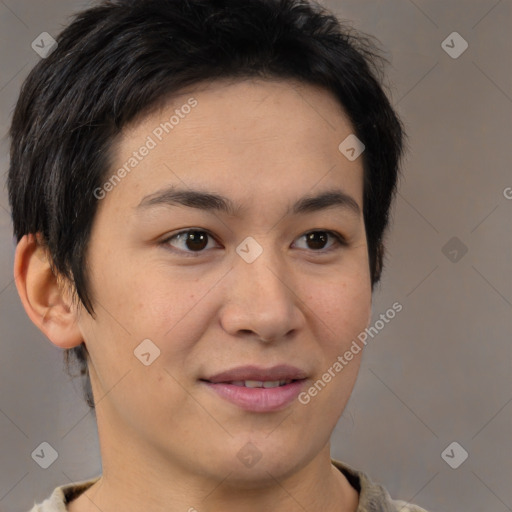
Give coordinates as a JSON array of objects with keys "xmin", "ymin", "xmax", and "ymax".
[{"xmin": 77, "ymin": 78, "xmax": 372, "ymax": 486}]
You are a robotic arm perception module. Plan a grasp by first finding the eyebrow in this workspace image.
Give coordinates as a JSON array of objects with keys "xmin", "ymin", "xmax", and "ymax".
[{"xmin": 136, "ymin": 186, "xmax": 361, "ymax": 218}]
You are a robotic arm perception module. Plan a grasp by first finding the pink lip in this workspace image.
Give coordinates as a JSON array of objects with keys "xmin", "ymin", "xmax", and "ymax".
[
  {"xmin": 202, "ymin": 380, "xmax": 306, "ymax": 412},
  {"xmin": 205, "ymin": 364, "xmax": 308, "ymax": 383},
  {"xmin": 201, "ymin": 365, "xmax": 308, "ymax": 412}
]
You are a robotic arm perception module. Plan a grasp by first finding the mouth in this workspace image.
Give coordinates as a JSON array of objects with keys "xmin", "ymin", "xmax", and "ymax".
[
  {"xmin": 218, "ymin": 379, "xmax": 296, "ymax": 388},
  {"xmin": 200, "ymin": 365, "xmax": 308, "ymax": 412},
  {"xmin": 203, "ymin": 364, "xmax": 308, "ymax": 383}
]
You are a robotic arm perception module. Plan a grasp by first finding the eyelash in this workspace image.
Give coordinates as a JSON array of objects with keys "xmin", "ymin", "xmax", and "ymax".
[{"xmin": 159, "ymin": 229, "xmax": 348, "ymax": 257}]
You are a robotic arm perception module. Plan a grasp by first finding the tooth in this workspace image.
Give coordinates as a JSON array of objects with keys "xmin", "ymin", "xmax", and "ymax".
[
  {"xmin": 230, "ymin": 381, "xmax": 245, "ymax": 387},
  {"xmin": 279, "ymin": 380, "xmax": 289, "ymax": 386},
  {"xmin": 244, "ymin": 380, "xmax": 264, "ymax": 388},
  {"xmin": 263, "ymin": 381, "xmax": 281, "ymax": 388}
]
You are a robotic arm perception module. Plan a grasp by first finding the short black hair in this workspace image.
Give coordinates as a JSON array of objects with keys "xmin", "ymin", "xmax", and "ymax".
[{"xmin": 8, "ymin": 0, "xmax": 406, "ymax": 410}]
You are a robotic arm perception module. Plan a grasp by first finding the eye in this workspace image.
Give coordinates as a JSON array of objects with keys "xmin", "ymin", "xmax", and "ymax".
[
  {"xmin": 161, "ymin": 229, "xmax": 347, "ymax": 256},
  {"xmin": 161, "ymin": 229, "xmax": 219, "ymax": 255},
  {"xmin": 293, "ymin": 230, "xmax": 347, "ymax": 252}
]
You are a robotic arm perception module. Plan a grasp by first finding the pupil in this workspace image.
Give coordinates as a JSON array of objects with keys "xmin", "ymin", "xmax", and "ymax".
[
  {"xmin": 307, "ymin": 232, "xmax": 327, "ymax": 250},
  {"xmin": 182, "ymin": 231, "xmax": 328, "ymax": 252},
  {"xmin": 186, "ymin": 231, "xmax": 208, "ymax": 251}
]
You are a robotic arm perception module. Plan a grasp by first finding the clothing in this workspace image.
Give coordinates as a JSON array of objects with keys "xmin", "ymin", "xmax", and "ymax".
[{"xmin": 28, "ymin": 458, "xmax": 430, "ymax": 511}]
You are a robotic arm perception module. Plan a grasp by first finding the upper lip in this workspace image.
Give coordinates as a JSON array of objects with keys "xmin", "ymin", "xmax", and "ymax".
[{"xmin": 203, "ymin": 365, "xmax": 308, "ymax": 383}]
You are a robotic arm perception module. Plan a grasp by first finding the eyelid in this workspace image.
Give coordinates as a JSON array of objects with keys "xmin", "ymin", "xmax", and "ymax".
[
  {"xmin": 160, "ymin": 228, "xmax": 348, "ymax": 256},
  {"xmin": 159, "ymin": 228, "xmax": 221, "ymax": 256},
  {"xmin": 298, "ymin": 229, "xmax": 349, "ymax": 250},
  {"xmin": 292, "ymin": 230, "xmax": 348, "ymax": 253}
]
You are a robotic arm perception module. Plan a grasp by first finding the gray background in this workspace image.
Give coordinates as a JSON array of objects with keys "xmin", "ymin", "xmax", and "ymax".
[{"xmin": 1, "ymin": 1, "xmax": 511, "ymax": 511}]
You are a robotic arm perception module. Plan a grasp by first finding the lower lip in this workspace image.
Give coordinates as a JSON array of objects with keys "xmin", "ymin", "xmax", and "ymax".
[{"xmin": 202, "ymin": 380, "xmax": 306, "ymax": 412}]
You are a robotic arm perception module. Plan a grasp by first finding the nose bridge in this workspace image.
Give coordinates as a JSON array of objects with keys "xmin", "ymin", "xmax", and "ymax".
[
  {"xmin": 221, "ymin": 237, "xmax": 300, "ymax": 340},
  {"xmin": 236, "ymin": 239, "xmax": 290, "ymax": 308}
]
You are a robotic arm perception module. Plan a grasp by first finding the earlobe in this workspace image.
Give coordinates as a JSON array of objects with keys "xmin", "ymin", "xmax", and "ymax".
[{"xmin": 13, "ymin": 233, "xmax": 84, "ymax": 349}]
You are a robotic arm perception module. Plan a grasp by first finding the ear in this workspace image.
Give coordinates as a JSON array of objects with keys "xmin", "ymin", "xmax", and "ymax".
[{"xmin": 13, "ymin": 233, "xmax": 83, "ymax": 349}]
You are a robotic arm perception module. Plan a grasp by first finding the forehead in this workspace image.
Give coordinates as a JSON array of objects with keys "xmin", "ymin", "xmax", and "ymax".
[{"xmin": 101, "ymin": 78, "xmax": 363, "ymax": 216}]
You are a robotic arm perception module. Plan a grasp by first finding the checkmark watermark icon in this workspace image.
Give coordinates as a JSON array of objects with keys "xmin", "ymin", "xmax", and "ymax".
[
  {"xmin": 31, "ymin": 32, "xmax": 58, "ymax": 59},
  {"xmin": 441, "ymin": 441, "xmax": 468, "ymax": 469},
  {"xmin": 338, "ymin": 134, "xmax": 365, "ymax": 161},
  {"xmin": 31, "ymin": 442, "xmax": 59, "ymax": 469},
  {"xmin": 236, "ymin": 237, "xmax": 264, "ymax": 263},
  {"xmin": 441, "ymin": 32, "xmax": 468, "ymax": 59}
]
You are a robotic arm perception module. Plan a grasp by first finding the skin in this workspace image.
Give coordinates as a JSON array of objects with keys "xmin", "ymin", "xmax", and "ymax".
[{"xmin": 15, "ymin": 78, "xmax": 372, "ymax": 512}]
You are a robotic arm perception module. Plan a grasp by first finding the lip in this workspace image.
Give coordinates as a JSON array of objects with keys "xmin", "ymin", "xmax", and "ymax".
[
  {"xmin": 202, "ymin": 380, "xmax": 306, "ymax": 412},
  {"xmin": 201, "ymin": 365, "xmax": 308, "ymax": 413},
  {"xmin": 204, "ymin": 364, "xmax": 308, "ymax": 383}
]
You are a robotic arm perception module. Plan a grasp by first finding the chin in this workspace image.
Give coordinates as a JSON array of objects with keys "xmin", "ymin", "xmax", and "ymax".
[{"xmin": 206, "ymin": 438, "xmax": 309, "ymax": 488}]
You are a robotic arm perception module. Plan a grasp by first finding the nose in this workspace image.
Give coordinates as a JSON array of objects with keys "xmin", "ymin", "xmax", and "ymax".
[{"xmin": 219, "ymin": 247, "xmax": 304, "ymax": 343}]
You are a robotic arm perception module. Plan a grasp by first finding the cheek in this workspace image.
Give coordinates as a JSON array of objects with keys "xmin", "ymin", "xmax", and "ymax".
[
  {"xmin": 306, "ymin": 276, "xmax": 371, "ymax": 408},
  {"xmin": 99, "ymin": 257, "xmax": 189, "ymax": 324},
  {"xmin": 114, "ymin": 269, "xmax": 215, "ymax": 356},
  {"xmin": 308, "ymin": 271, "xmax": 372, "ymax": 345},
  {"xmin": 295, "ymin": 286, "xmax": 369, "ymax": 436},
  {"xmin": 82, "ymin": 258, "xmax": 206, "ymax": 382}
]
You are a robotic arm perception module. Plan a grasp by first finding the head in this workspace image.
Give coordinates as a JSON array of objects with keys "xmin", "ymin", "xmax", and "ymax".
[{"xmin": 9, "ymin": 0, "xmax": 405, "ymax": 486}]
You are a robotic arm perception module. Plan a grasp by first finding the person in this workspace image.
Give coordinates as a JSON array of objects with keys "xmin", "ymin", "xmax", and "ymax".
[{"xmin": 8, "ymin": 0, "xmax": 430, "ymax": 510}]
